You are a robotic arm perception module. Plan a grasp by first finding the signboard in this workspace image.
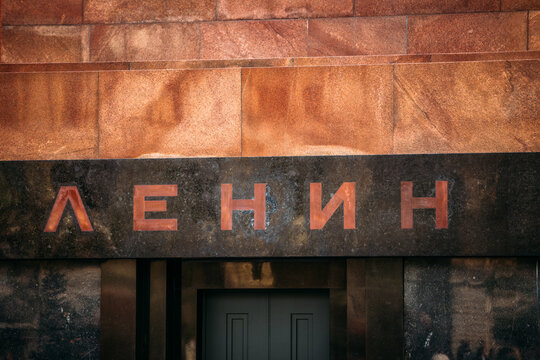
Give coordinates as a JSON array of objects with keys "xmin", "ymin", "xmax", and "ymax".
[{"xmin": 0, "ymin": 153, "xmax": 538, "ymax": 258}]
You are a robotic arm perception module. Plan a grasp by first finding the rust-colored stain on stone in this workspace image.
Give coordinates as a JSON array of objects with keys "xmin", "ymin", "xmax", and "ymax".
[
  {"xmin": 83, "ymin": 0, "xmax": 214, "ymax": 23},
  {"xmin": 242, "ymin": 66, "xmax": 393, "ymax": 156},
  {"xmin": 200, "ymin": 20, "xmax": 307, "ymax": 59},
  {"xmin": 408, "ymin": 12, "xmax": 527, "ymax": 54},
  {"xmin": 1, "ymin": 25, "xmax": 89, "ymax": 63},
  {"xmin": 501, "ymin": 0, "xmax": 540, "ymax": 10},
  {"xmin": 530, "ymin": 11, "xmax": 540, "ymax": 51},
  {"xmin": 355, "ymin": 0, "xmax": 498, "ymax": 16},
  {"xmin": 217, "ymin": 0, "xmax": 353, "ymax": 20},
  {"xmin": 90, "ymin": 23, "xmax": 199, "ymax": 62},
  {"xmin": 308, "ymin": 17, "xmax": 406, "ymax": 56},
  {"xmin": 98, "ymin": 69, "xmax": 241, "ymax": 159},
  {"xmin": 2, "ymin": 0, "xmax": 83, "ymax": 25},
  {"xmin": 393, "ymin": 61, "xmax": 540, "ymax": 153},
  {"xmin": 0, "ymin": 72, "xmax": 98, "ymax": 160}
]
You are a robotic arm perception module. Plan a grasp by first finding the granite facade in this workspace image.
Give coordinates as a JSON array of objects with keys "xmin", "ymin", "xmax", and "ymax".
[
  {"xmin": 90, "ymin": 23, "xmax": 199, "ymax": 62},
  {"xmin": 2, "ymin": 2, "xmax": 539, "ymax": 62},
  {"xmin": 0, "ymin": 0, "xmax": 538, "ymax": 359},
  {"xmin": 0, "ymin": 72, "xmax": 98, "ymax": 160}
]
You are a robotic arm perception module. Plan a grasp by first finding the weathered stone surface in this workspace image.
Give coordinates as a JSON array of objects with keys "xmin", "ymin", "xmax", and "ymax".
[
  {"xmin": 1, "ymin": 25, "xmax": 90, "ymax": 63},
  {"xmin": 393, "ymin": 61, "xmax": 540, "ymax": 153},
  {"xmin": 502, "ymin": 0, "xmax": 540, "ymax": 10},
  {"xmin": 0, "ymin": 154, "xmax": 538, "ymax": 259},
  {"xmin": 430, "ymin": 50, "xmax": 540, "ymax": 62},
  {"xmin": 0, "ymin": 62, "xmax": 130, "ymax": 72},
  {"xmin": 355, "ymin": 0, "xmax": 498, "ymax": 16},
  {"xmin": 0, "ymin": 72, "xmax": 98, "ymax": 160},
  {"xmin": 408, "ymin": 12, "xmax": 527, "ymax": 54},
  {"xmin": 130, "ymin": 58, "xmax": 293, "ymax": 70},
  {"xmin": 200, "ymin": 20, "xmax": 307, "ymax": 59},
  {"xmin": 217, "ymin": 0, "xmax": 354, "ymax": 20},
  {"xmin": 90, "ymin": 23, "xmax": 199, "ymax": 62},
  {"xmin": 308, "ymin": 17, "xmax": 407, "ymax": 56},
  {"xmin": 2, "ymin": 0, "xmax": 83, "ymax": 25},
  {"xmin": 242, "ymin": 66, "xmax": 393, "ymax": 156},
  {"xmin": 405, "ymin": 258, "xmax": 540, "ymax": 360},
  {"xmin": 293, "ymin": 54, "xmax": 429, "ymax": 66},
  {"xmin": 83, "ymin": 0, "xmax": 214, "ymax": 23},
  {"xmin": 98, "ymin": 69, "xmax": 241, "ymax": 158},
  {"xmin": 0, "ymin": 261, "xmax": 100, "ymax": 359},
  {"xmin": 530, "ymin": 11, "xmax": 540, "ymax": 51}
]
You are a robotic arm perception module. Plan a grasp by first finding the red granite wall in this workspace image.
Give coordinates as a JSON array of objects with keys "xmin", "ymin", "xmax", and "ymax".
[
  {"xmin": 0, "ymin": 0, "xmax": 538, "ymax": 62},
  {"xmin": 0, "ymin": 0, "xmax": 538, "ymax": 160},
  {"xmin": 0, "ymin": 59, "xmax": 538, "ymax": 160},
  {"xmin": 0, "ymin": 3, "xmax": 538, "ymax": 360}
]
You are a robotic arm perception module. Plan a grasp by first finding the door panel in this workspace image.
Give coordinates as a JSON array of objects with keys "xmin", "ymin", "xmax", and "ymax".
[
  {"xmin": 227, "ymin": 314, "xmax": 248, "ymax": 360},
  {"xmin": 203, "ymin": 291, "xmax": 329, "ymax": 360},
  {"xmin": 291, "ymin": 314, "xmax": 313, "ymax": 360},
  {"xmin": 270, "ymin": 292, "xmax": 329, "ymax": 360},
  {"xmin": 204, "ymin": 293, "xmax": 269, "ymax": 360}
]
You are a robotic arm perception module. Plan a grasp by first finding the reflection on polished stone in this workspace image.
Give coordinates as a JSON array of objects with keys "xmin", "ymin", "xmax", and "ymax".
[
  {"xmin": 405, "ymin": 258, "xmax": 540, "ymax": 360},
  {"xmin": 223, "ymin": 262, "xmax": 275, "ymax": 288},
  {"xmin": 0, "ymin": 261, "xmax": 100, "ymax": 359}
]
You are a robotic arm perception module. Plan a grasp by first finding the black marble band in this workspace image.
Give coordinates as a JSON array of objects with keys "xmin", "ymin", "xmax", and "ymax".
[{"xmin": 0, "ymin": 153, "xmax": 538, "ymax": 258}]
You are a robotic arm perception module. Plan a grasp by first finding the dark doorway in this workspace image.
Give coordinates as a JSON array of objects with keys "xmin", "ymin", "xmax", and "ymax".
[{"xmin": 202, "ymin": 290, "xmax": 330, "ymax": 360}]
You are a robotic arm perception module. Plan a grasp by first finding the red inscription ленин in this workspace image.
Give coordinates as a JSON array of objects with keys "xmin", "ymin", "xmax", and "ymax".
[
  {"xmin": 221, "ymin": 183, "xmax": 266, "ymax": 230},
  {"xmin": 44, "ymin": 186, "xmax": 93, "ymax": 232},
  {"xmin": 133, "ymin": 185, "xmax": 178, "ymax": 231},
  {"xmin": 310, "ymin": 182, "xmax": 356, "ymax": 230},
  {"xmin": 401, "ymin": 181, "xmax": 448, "ymax": 229}
]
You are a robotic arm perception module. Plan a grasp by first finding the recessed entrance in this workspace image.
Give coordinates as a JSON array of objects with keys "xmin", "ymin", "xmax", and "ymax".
[{"xmin": 202, "ymin": 290, "xmax": 330, "ymax": 360}]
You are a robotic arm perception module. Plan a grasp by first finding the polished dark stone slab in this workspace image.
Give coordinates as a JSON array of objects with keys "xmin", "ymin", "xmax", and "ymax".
[
  {"xmin": 404, "ymin": 258, "xmax": 540, "ymax": 360},
  {"xmin": 0, "ymin": 261, "xmax": 100, "ymax": 359},
  {"xmin": 0, "ymin": 153, "xmax": 538, "ymax": 259}
]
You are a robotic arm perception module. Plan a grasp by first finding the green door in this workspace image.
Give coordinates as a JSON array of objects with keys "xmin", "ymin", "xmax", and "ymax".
[{"xmin": 203, "ymin": 291, "xmax": 329, "ymax": 360}]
